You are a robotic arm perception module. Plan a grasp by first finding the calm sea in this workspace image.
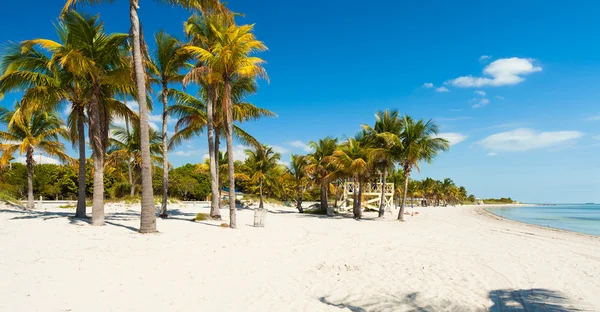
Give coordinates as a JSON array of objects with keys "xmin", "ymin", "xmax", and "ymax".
[{"xmin": 486, "ymin": 204, "xmax": 600, "ymax": 236}]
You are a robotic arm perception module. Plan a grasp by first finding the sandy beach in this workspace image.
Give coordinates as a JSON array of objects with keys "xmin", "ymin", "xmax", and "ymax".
[{"xmin": 0, "ymin": 202, "xmax": 598, "ymax": 311}]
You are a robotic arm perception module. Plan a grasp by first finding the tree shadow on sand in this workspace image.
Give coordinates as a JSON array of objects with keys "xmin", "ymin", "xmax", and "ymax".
[{"xmin": 318, "ymin": 289, "xmax": 582, "ymax": 312}]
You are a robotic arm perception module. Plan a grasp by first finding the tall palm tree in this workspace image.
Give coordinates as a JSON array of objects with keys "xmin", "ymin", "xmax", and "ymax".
[
  {"xmin": 333, "ymin": 136, "xmax": 370, "ymax": 219},
  {"xmin": 185, "ymin": 14, "xmax": 268, "ymax": 228},
  {"xmin": 61, "ymin": 0, "xmax": 225, "ymax": 233},
  {"xmin": 0, "ymin": 103, "xmax": 70, "ymax": 208},
  {"xmin": 286, "ymin": 154, "xmax": 309, "ymax": 213},
  {"xmin": 26, "ymin": 10, "xmax": 130, "ymax": 226},
  {"xmin": 307, "ymin": 137, "xmax": 338, "ymax": 215},
  {"xmin": 398, "ymin": 116, "xmax": 450, "ymax": 220},
  {"xmin": 244, "ymin": 145, "xmax": 280, "ymax": 208},
  {"xmin": 148, "ymin": 31, "xmax": 188, "ymax": 219},
  {"xmin": 0, "ymin": 40, "xmax": 90, "ymax": 218},
  {"xmin": 362, "ymin": 109, "xmax": 403, "ymax": 217}
]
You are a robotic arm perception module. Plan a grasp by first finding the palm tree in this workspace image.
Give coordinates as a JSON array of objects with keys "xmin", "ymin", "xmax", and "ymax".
[
  {"xmin": 185, "ymin": 14, "xmax": 268, "ymax": 228},
  {"xmin": 61, "ymin": 0, "xmax": 225, "ymax": 233},
  {"xmin": 362, "ymin": 109, "xmax": 403, "ymax": 217},
  {"xmin": 0, "ymin": 103, "xmax": 70, "ymax": 208},
  {"xmin": 307, "ymin": 137, "xmax": 338, "ymax": 215},
  {"xmin": 148, "ymin": 31, "xmax": 188, "ymax": 219},
  {"xmin": 0, "ymin": 40, "xmax": 90, "ymax": 218},
  {"xmin": 286, "ymin": 154, "xmax": 309, "ymax": 213},
  {"xmin": 244, "ymin": 145, "xmax": 280, "ymax": 208},
  {"xmin": 25, "ymin": 11, "xmax": 129, "ymax": 226},
  {"xmin": 333, "ymin": 136, "xmax": 370, "ymax": 219},
  {"xmin": 398, "ymin": 116, "xmax": 450, "ymax": 220},
  {"xmin": 106, "ymin": 125, "xmax": 163, "ymax": 194}
]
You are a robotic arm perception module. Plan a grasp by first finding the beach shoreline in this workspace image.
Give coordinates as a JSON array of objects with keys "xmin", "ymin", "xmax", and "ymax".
[{"xmin": 1, "ymin": 201, "xmax": 599, "ymax": 311}]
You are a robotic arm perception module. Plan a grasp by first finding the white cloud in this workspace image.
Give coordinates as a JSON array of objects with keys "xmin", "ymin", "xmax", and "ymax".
[
  {"xmin": 479, "ymin": 55, "xmax": 491, "ymax": 62},
  {"xmin": 16, "ymin": 154, "xmax": 60, "ymax": 165},
  {"xmin": 435, "ymin": 86, "xmax": 450, "ymax": 93},
  {"xmin": 478, "ymin": 128, "xmax": 584, "ymax": 151},
  {"xmin": 272, "ymin": 145, "xmax": 290, "ymax": 155},
  {"xmin": 126, "ymin": 101, "xmax": 139, "ymax": 111},
  {"xmin": 231, "ymin": 145, "xmax": 248, "ymax": 161},
  {"xmin": 422, "ymin": 82, "xmax": 434, "ymax": 88},
  {"xmin": 450, "ymin": 57, "xmax": 542, "ymax": 87},
  {"xmin": 474, "ymin": 90, "xmax": 486, "ymax": 96},
  {"xmin": 487, "ymin": 152, "xmax": 498, "ymax": 156},
  {"xmin": 495, "ymin": 95, "xmax": 505, "ymax": 100},
  {"xmin": 592, "ymin": 135, "xmax": 600, "ymax": 140},
  {"xmin": 174, "ymin": 149, "xmax": 203, "ymax": 157},
  {"xmin": 287, "ymin": 140, "xmax": 312, "ymax": 152},
  {"xmin": 472, "ymin": 98, "xmax": 490, "ymax": 109},
  {"xmin": 435, "ymin": 132, "xmax": 467, "ymax": 146}
]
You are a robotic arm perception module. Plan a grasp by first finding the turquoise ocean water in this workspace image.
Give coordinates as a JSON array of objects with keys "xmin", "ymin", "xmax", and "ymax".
[{"xmin": 486, "ymin": 204, "xmax": 600, "ymax": 236}]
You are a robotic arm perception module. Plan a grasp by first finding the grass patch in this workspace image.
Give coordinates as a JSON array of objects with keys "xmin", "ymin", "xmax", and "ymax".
[
  {"xmin": 59, "ymin": 204, "xmax": 76, "ymax": 209},
  {"xmin": 364, "ymin": 207, "xmax": 378, "ymax": 212},
  {"xmin": 194, "ymin": 213, "xmax": 211, "ymax": 221},
  {"xmin": 0, "ymin": 191, "xmax": 20, "ymax": 204}
]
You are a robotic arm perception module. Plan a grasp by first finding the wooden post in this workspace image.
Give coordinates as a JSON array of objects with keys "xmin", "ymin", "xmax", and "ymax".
[{"xmin": 253, "ymin": 208, "xmax": 266, "ymax": 227}]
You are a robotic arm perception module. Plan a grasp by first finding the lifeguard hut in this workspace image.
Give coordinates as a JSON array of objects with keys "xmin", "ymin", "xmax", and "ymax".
[{"xmin": 341, "ymin": 181, "xmax": 394, "ymax": 211}]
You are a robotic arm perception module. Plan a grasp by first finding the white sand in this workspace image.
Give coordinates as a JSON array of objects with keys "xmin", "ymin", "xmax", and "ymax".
[{"xmin": 0, "ymin": 202, "xmax": 599, "ymax": 311}]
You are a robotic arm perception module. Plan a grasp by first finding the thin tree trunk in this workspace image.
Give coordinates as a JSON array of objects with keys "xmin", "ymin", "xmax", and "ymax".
[
  {"xmin": 159, "ymin": 82, "xmax": 169, "ymax": 218},
  {"xmin": 398, "ymin": 169, "xmax": 410, "ymax": 221},
  {"xmin": 215, "ymin": 126, "xmax": 222, "ymax": 209},
  {"xmin": 321, "ymin": 182, "xmax": 329, "ymax": 215},
  {"xmin": 206, "ymin": 87, "xmax": 220, "ymax": 218},
  {"xmin": 223, "ymin": 79, "xmax": 237, "ymax": 228},
  {"xmin": 352, "ymin": 177, "xmax": 361, "ymax": 219},
  {"xmin": 378, "ymin": 168, "xmax": 387, "ymax": 218},
  {"xmin": 26, "ymin": 148, "xmax": 34, "ymax": 209},
  {"xmin": 75, "ymin": 106, "xmax": 87, "ymax": 218},
  {"xmin": 131, "ymin": 2, "xmax": 156, "ymax": 233},
  {"xmin": 259, "ymin": 178, "xmax": 264, "ymax": 209},
  {"xmin": 126, "ymin": 117, "xmax": 134, "ymax": 197},
  {"xmin": 356, "ymin": 177, "xmax": 363, "ymax": 219},
  {"xmin": 296, "ymin": 185, "xmax": 303, "ymax": 213},
  {"xmin": 88, "ymin": 83, "xmax": 104, "ymax": 226}
]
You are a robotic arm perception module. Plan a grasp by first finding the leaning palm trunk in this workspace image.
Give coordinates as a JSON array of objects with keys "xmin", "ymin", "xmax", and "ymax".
[
  {"xmin": 356, "ymin": 177, "xmax": 364, "ymax": 219},
  {"xmin": 159, "ymin": 83, "xmax": 169, "ymax": 218},
  {"xmin": 131, "ymin": 2, "xmax": 156, "ymax": 233},
  {"xmin": 88, "ymin": 84, "xmax": 104, "ymax": 226},
  {"xmin": 223, "ymin": 80, "xmax": 237, "ymax": 228},
  {"xmin": 75, "ymin": 106, "xmax": 87, "ymax": 218},
  {"xmin": 320, "ymin": 182, "xmax": 329, "ymax": 215},
  {"xmin": 398, "ymin": 168, "xmax": 411, "ymax": 221},
  {"xmin": 206, "ymin": 88, "xmax": 221, "ymax": 218},
  {"xmin": 296, "ymin": 185, "xmax": 303, "ymax": 213},
  {"xmin": 26, "ymin": 148, "xmax": 34, "ymax": 209},
  {"xmin": 378, "ymin": 168, "xmax": 387, "ymax": 218}
]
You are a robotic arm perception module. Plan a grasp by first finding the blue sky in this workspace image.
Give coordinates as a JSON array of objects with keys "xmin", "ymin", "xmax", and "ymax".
[{"xmin": 1, "ymin": 0, "xmax": 600, "ymax": 203}]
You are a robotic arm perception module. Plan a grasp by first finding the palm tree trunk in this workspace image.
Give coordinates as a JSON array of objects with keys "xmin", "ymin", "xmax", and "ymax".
[
  {"xmin": 296, "ymin": 185, "xmax": 303, "ymax": 213},
  {"xmin": 352, "ymin": 177, "xmax": 360, "ymax": 219},
  {"xmin": 357, "ymin": 177, "xmax": 363, "ymax": 219},
  {"xmin": 207, "ymin": 98, "xmax": 221, "ymax": 218},
  {"xmin": 159, "ymin": 82, "xmax": 169, "ymax": 218},
  {"xmin": 75, "ymin": 106, "xmax": 87, "ymax": 218},
  {"xmin": 398, "ymin": 168, "xmax": 410, "ymax": 221},
  {"xmin": 88, "ymin": 83, "xmax": 104, "ymax": 226},
  {"xmin": 259, "ymin": 178, "xmax": 264, "ymax": 208},
  {"xmin": 215, "ymin": 126, "xmax": 221, "ymax": 209},
  {"xmin": 378, "ymin": 168, "xmax": 387, "ymax": 218},
  {"xmin": 320, "ymin": 182, "xmax": 329, "ymax": 215},
  {"xmin": 125, "ymin": 117, "xmax": 134, "ymax": 197},
  {"xmin": 130, "ymin": 2, "xmax": 156, "ymax": 233},
  {"xmin": 26, "ymin": 148, "xmax": 34, "ymax": 209},
  {"xmin": 223, "ymin": 79, "xmax": 237, "ymax": 228}
]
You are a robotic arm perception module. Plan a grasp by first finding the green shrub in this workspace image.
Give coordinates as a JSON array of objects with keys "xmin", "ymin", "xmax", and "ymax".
[{"xmin": 194, "ymin": 213, "xmax": 210, "ymax": 221}]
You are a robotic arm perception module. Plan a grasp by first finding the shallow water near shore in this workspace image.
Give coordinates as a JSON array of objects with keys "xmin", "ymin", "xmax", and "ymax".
[{"xmin": 487, "ymin": 204, "xmax": 600, "ymax": 236}]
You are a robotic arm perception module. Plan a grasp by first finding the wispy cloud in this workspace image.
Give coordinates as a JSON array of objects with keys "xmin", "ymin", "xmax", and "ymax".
[
  {"xmin": 585, "ymin": 115, "xmax": 600, "ymax": 121},
  {"xmin": 472, "ymin": 98, "xmax": 490, "ymax": 109},
  {"xmin": 435, "ymin": 132, "xmax": 467, "ymax": 146},
  {"xmin": 435, "ymin": 116, "xmax": 472, "ymax": 122},
  {"xmin": 174, "ymin": 150, "xmax": 203, "ymax": 157},
  {"xmin": 449, "ymin": 57, "xmax": 542, "ymax": 87},
  {"xmin": 16, "ymin": 154, "xmax": 60, "ymax": 165},
  {"xmin": 272, "ymin": 145, "xmax": 291, "ymax": 155},
  {"xmin": 474, "ymin": 90, "xmax": 486, "ymax": 96},
  {"xmin": 435, "ymin": 86, "xmax": 450, "ymax": 93},
  {"xmin": 592, "ymin": 135, "xmax": 600, "ymax": 140},
  {"xmin": 479, "ymin": 55, "xmax": 491, "ymax": 62},
  {"xmin": 478, "ymin": 128, "xmax": 584, "ymax": 151},
  {"xmin": 487, "ymin": 152, "xmax": 498, "ymax": 156},
  {"xmin": 287, "ymin": 140, "xmax": 312, "ymax": 152},
  {"xmin": 422, "ymin": 82, "xmax": 434, "ymax": 88},
  {"xmin": 495, "ymin": 95, "xmax": 505, "ymax": 100}
]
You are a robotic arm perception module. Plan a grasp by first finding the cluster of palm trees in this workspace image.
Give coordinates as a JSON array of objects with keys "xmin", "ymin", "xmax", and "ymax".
[
  {"xmin": 0, "ymin": 0, "xmax": 267, "ymax": 231},
  {"xmin": 278, "ymin": 110, "xmax": 451, "ymax": 220}
]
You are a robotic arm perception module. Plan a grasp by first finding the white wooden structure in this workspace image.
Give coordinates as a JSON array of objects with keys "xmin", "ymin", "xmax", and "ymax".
[{"xmin": 341, "ymin": 181, "xmax": 394, "ymax": 211}]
